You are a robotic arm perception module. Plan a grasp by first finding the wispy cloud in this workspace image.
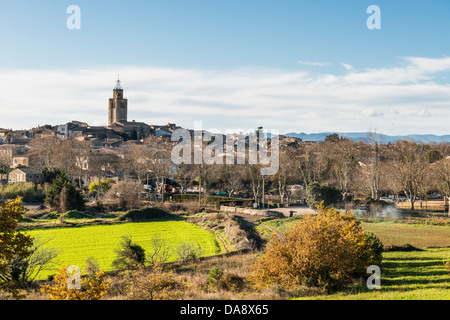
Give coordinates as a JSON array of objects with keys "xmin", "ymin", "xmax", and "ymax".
[
  {"xmin": 341, "ymin": 63, "xmax": 353, "ymax": 70},
  {"xmin": 1, "ymin": 56, "xmax": 450, "ymax": 135},
  {"xmin": 297, "ymin": 60, "xmax": 331, "ymax": 67}
]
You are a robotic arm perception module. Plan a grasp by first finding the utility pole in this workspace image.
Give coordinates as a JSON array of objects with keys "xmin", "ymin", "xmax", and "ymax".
[{"xmin": 262, "ymin": 176, "xmax": 265, "ymax": 209}]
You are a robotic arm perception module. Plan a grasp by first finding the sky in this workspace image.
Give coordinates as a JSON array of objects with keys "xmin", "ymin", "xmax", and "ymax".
[{"xmin": 0, "ymin": 0, "xmax": 450, "ymax": 135}]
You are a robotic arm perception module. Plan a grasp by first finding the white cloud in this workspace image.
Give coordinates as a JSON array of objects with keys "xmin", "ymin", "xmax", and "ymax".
[
  {"xmin": 341, "ymin": 63, "xmax": 353, "ymax": 70},
  {"xmin": 1, "ymin": 56, "xmax": 450, "ymax": 135},
  {"xmin": 297, "ymin": 60, "xmax": 331, "ymax": 67}
]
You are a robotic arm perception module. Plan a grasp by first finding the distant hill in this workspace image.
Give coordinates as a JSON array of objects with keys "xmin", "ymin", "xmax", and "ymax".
[{"xmin": 284, "ymin": 132, "xmax": 450, "ymax": 144}]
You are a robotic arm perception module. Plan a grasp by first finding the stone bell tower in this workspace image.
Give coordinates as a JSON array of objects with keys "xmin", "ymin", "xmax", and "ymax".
[{"xmin": 108, "ymin": 76, "xmax": 128, "ymax": 126}]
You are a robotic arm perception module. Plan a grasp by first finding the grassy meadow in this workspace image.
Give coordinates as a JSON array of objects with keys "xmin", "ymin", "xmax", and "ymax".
[{"xmin": 24, "ymin": 219, "xmax": 225, "ymax": 279}]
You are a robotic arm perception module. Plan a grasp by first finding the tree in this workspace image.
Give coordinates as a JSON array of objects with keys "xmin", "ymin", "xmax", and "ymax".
[
  {"xmin": 125, "ymin": 263, "xmax": 181, "ymax": 300},
  {"xmin": 45, "ymin": 173, "xmax": 85, "ymax": 213},
  {"xmin": 365, "ymin": 130, "xmax": 383, "ymax": 200},
  {"xmin": 104, "ymin": 181, "xmax": 143, "ymax": 209},
  {"xmin": 249, "ymin": 204, "xmax": 382, "ymax": 291},
  {"xmin": 40, "ymin": 264, "xmax": 109, "ymax": 300},
  {"xmin": 0, "ymin": 197, "xmax": 33, "ymax": 296},
  {"xmin": 218, "ymin": 164, "xmax": 244, "ymax": 198},
  {"xmin": 147, "ymin": 234, "xmax": 173, "ymax": 265},
  {"xmin": 432, "ymin": 157, "xmax": 450, "ymax": 216},
  {"xmin": 297, "ymin": 144, "xmax": 328, "ymax": 189},
  {"xmin": 247, "ymin": 165, "xmax": 263, "ymax": 206},
  {"xmin": 389, "ymin": 141, "xmax": 429, "ymax": 211},
  {"xmin": 112, "ymin": 235, "xmax": 146, "ymax": 270},
  {"xmin": 173, "ymin": 163, "xmax": 194, "ymax": 194},
  {"xmin": 425, "ymin": 149, "xmax": 442, "ymax": 164},
  {"xmin": 306, "ymin": 182, "xmax": 342, "ymax": 209},
  {"xmin": 9, "ymin": 236, "xmax": 60, "ymax": 283},
  {"xmin": 87, "ymin": 148, "xmax": 120, "ymax": 200},
  {"xmin": 327, "ymin": 139, "xmax": 357, "ymax": 201},
  {"xmin": 324, "ymin": 133, "xmax": 340, "ymax": 143},
  {"xmin": 274, "ymin": 149, "xmax": 297, "ymax": 206},
  {"xmin": 88, "ymin": 179, "xmax": 116, "ymax": 198}
]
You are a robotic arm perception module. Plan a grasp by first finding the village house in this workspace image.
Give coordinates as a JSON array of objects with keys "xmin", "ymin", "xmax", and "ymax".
[{"xmin": 8, "ymin": 168, "xmax": 44, "ymax": 184}]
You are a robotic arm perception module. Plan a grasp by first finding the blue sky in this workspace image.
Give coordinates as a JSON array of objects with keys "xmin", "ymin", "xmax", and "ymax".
[{"xmin": 1, "ymin": 0, "xmax": 450, "ymax": 135}]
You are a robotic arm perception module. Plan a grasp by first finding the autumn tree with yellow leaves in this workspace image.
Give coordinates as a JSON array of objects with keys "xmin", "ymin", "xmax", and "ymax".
[
  {"xmin": 0, "ymin": 197, "xmax": 34, "ymax": 297},
  {"xmin": 249, "ymin": 203, "xmax": 383, "ymax": 292},
  {"xmin": 40, "ymin": 264, "xmax": 110, "ymax": 300}
]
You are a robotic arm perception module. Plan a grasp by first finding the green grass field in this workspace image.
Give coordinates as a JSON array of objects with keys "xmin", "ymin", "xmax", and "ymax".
[
  {"xmin": 300, "ymin": 248, "xmax": 450, "ymax": 300},
  {"xmin": 25, "ymin": 219, "xmax": 224, "ymax": 279},
  {"xmin": 360, "ymin": 221, "xmax": 450, "ymax": 248},
  {"xmin": 257, "ymin": 216, "xmax": 450, "ymax": 300},
  {"xmin": 259, "ymin": 217, "xmax": 450, "ymax": 249}
]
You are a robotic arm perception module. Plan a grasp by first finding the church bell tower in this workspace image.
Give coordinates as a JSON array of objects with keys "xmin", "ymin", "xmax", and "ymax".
[{"xmin": 108, "ymin": 76, "xmax": 128, "ymax": 126}]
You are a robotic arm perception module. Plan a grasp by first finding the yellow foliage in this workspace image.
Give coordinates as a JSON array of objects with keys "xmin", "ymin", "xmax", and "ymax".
[
  {"xmin": 249, "ymin": 202, "xmax": 379, "ymax": 291},
  {"xmin": 40, "ymin": 264, "xmax": 110, "ymax": 300},
  {"xmin": 0, "ymin": 197, "xmax": 33, "ymax": 277}
]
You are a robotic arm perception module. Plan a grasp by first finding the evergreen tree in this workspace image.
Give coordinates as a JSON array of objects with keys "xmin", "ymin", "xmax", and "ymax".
[{"xmin": 45, "ymin": 173, "xmax": 85, "ymax": 213}]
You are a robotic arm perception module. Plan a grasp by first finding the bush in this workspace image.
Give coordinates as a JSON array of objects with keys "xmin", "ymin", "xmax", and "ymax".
[
  {"xmin": 40, "ymin": 264, "xmax": 109, "ymax": 300},
  {"xmin": 217, "ymin": 273, "xmax": 246, "ymax": 292},
  {"xmin": 208, "ymin": 267, "xmax": 224, "ymax": 285},
  {"xmin": 112, "ymin": 235, "xmax": 146, "ymax": 270},
  {"xmin": 176, "ymin": 242, "xmax": 204, "ymax": 263},
  {"xmin": 62, "ymin": 210, "xmax": 92, "ymax": 219},
  {"xmin": 125, "ymin": 264, "xmax": 182, "ymax": 300},
  {"xmin": 249, "ymin": 204, "xmax": 382, "ymax": 292},
  {"xmin": 306, "ymin": 182, "xmax": 342, "ymax": 209},
  {"xmin": 119, "ymin": 207, "xmax": 171, "ymax": 221}
]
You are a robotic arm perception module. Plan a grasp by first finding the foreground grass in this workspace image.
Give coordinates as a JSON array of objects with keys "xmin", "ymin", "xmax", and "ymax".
[
  {"xmin": 299, "ymin": 248, "xmax": 450, "ymax": 300},
  {"xmin": 25, "ymin": 219, "xmax": 224, "ymax": 279}
]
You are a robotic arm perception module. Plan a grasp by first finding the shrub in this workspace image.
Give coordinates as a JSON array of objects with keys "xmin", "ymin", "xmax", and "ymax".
[
  {"xmin": 249, "ymin": 203, "xmax": 382, "ymax": 292},
  {"xmin": 217, "ymin": 273, "xmax": 246, "ymax": 292},
  {"xmin": 62, "ymin": 210, "xmax": 92, "ymax": 219},
  {"xmin": 176, "ymin": 241, "xmax": 204, "ymax": 264},
  {"xmin": 119, "ymin": 207, "xmax": 171, "ymax": 221},
  {"xmin": 85, "ymin": 257, "xmax": 100, "ymax": 276},
  {"xmin": 208, "ymin": 267, "xmax": 224, "ymax": 285},
  {"xmin": 112, "ymin": 235, "xmax": 146, "ymax": 270},
  {"xmin": 125, "ymin": 264, "xmax": 182, "ymax": 300},
  {"xmin": 40, "ymin": 264, "xmax": 109, "ymax": 300}
]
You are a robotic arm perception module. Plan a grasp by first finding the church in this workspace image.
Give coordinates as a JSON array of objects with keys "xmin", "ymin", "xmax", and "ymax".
[{"xmin": 107, "ymin": 77, "xmax": 151, "ymax": 140}]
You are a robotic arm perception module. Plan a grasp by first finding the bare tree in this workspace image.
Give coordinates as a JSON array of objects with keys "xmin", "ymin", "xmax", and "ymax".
[
  {"xmin": 147, "ymin": 234, "xmax": 173, "ymax": 265},
  {"xmin": 365, "ymin": 130, "xmax": 384, "ymax": 200},
  {"xmin": 297, "ymin": 143, "xmax": 328, "ymax": 189},
  {"xmin": 432, "ymin": 156, "xmax": 450, "ymax": 216},
  {"xmin": 389, "ymin": 140, "xmax": 429, "ymax": 211},
  {"xmin": 327, "ymin": 139, "xmax": 358, "ymax": 202},
  {"xmin": 247, "ymin": 164, "xmax": 263, "ymax": 206}
]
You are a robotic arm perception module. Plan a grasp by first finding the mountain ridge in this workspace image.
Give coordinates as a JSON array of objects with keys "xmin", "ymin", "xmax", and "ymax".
[{"xmin": 283, "ymin": 132, "xmax": 450, "ymax": 144}]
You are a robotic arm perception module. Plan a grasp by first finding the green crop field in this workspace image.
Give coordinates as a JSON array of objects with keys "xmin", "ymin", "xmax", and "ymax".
[{"xmin": 24, "ymin": 219, "xmax": 224, "ymax": 279}]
